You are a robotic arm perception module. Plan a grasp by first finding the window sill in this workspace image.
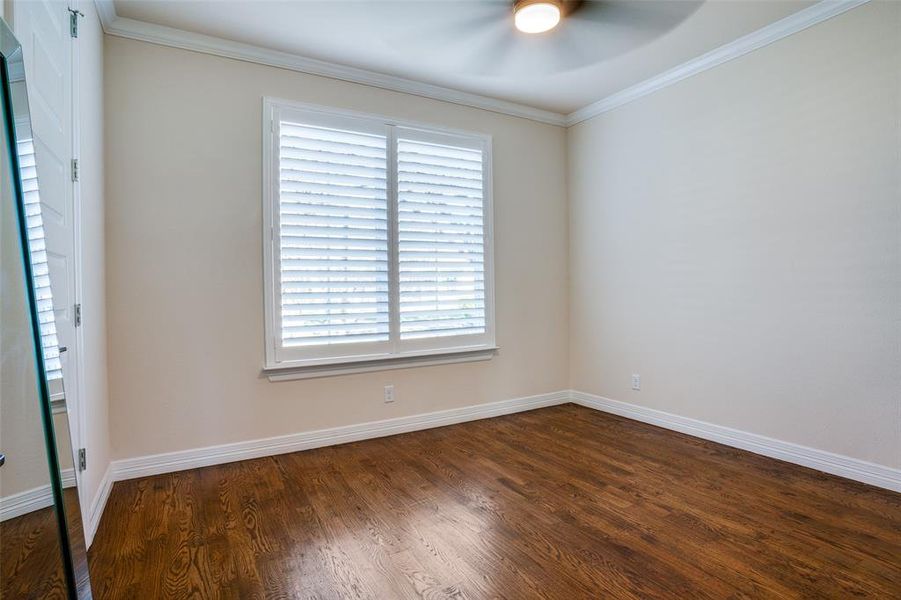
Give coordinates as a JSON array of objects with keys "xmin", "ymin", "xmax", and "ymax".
[{"xmin": 263, "ymin": 346, "xmax": 499, "ymax": 381}]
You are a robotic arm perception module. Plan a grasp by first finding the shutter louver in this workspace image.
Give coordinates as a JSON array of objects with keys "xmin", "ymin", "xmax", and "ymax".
[
  {"xmin": 397, "ymin": 137, "xmax": 486, "ymax": 340},
  {"xmin": 18, "ymin": 139, "xmax": 62, "ymax": 380},
  {"xmin": 277, "ymin": 121, "xmax": 390, "ymax": 347}
]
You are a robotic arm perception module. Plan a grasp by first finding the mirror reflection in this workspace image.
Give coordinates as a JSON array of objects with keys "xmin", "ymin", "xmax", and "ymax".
[
  {"xmin": 0, "ymin": 81, "xmax": 68, "ymax": 596},
  {"xmin": 0, "ymin": 19, "xmax": 92, "ymax": 599}
]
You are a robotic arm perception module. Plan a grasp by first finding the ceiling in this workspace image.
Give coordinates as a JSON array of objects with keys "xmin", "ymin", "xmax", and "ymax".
[{"xmin": 111, "ymin": 0, "xmax": 816, "ymax": 115}]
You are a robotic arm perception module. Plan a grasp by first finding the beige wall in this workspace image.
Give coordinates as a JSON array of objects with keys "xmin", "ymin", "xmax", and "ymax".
[
  {"xmin": 105, "ymin": 2, "xmax": 898, "ymax": 473},
  {"xmin": 104, "ymin": 37, "xmax": 569, "ymax": 459},
  {"xmin": 568, "ymin": 1, "xmax": 900, "ymax": 468}
]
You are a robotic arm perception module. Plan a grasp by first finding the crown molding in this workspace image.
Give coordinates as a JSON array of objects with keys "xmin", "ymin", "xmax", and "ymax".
[
  {"xmin": 565, "ymin": 0, "xmax": 871, "ymax": 126},
  {"xmin": 93, "ymin": 0, "xmax": 117, "ymax": 30},
  {"xmin": 95, "ymin": 0, "xmax": 869, "ymax": 128},
  {"xmin": 92, "ymin": 1, "xmax": 566, "ymax": 126}
]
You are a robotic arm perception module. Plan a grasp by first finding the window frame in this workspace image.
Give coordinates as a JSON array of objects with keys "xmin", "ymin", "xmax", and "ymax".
[{"xmin": 262, "ymin": 98, "xmax": 496, "ymax": 378}]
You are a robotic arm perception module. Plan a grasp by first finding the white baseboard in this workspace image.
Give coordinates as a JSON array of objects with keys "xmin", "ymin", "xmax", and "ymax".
[
  {"xmin": 0, "ymin": 468, "xmax": 77, "ymax": 522},
  {"xmin": 0, "ymin": 463, "xmax": 112, "ymax": 548},
  {"xmin": 0, "ymin": 485, "xmax": 57, "ymax": 522},
  {"xmin": 570, "ymin": 390, "xmax": 901, "ymax": 493},
  {"xmin": 84, "ymin": 465, "xmax": 113, "ymax": 548},
  {"xmin": 111, "ymin": 390, "xmax": 571, "ymax": 481},
  {"xmin": 59, "ymin": 386, "xmax": 901, "ymax": 540}
]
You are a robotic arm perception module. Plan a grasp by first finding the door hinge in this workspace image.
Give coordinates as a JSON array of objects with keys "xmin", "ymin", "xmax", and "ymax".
[
  {"xmin": 68, "ymin": 8, "xmax": 84, "ymax": 38},
  {"xmin": 71, "ymin": 158, "xmax": 79, "ymax": 182},
  {"xmin": 77, "ymin": 448, "xmax": 86, "ymax": 471},
  {"xmin": 74, "ymin": 303, "xmax": 82, "ymax": 327}
]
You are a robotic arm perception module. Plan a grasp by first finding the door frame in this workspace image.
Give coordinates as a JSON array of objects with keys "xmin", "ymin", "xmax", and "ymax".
[{"xmin": 69, "ymin": 0, "xmax": 87, "ymax": 499}]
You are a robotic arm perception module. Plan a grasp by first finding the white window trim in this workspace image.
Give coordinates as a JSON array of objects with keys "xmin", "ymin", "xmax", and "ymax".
[{"xmin": 262, "ymin": 97, "xmax": 497, "ymax": 380}]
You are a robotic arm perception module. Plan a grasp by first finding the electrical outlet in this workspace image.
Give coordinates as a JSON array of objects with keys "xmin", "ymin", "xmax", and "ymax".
[
  {"xmin": 384, "ymin": 385, "xmax": 395, "ymax": 403},
  {"xmin": 631, "ymin": 374, "xmax": 641, "ymax": 391}
]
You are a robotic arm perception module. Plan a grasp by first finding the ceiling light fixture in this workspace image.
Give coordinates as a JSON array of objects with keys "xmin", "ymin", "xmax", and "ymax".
[{"xmin": 514, "ymin": 0, "xmax": 562, "ymax": 34}]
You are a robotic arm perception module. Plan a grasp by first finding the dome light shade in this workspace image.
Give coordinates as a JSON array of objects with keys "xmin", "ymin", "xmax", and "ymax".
[{"xmin": 514, "ymin": 0, "xmax": 562, "ymax": 34}]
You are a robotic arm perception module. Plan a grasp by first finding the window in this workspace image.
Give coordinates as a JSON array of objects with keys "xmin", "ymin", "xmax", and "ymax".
[
  {"xmin": 263, "ymin": 100, "xmax": 495, "ymax": 377},
  {"xmin": 19, "ymin": 137, "xmax": 62, "ymax": 382}
]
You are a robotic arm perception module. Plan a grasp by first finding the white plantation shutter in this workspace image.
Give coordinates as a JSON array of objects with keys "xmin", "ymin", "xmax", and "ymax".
[
  {"xmin": 18, "ymin": 139, "xmax": 62, "ymax": 380},
  {"xmin": 265, "ymin": 101, "xmax": 493, "ymax": 369},
  {"xmin": 397, "ymin": 133, "xmax": 486, "ymax": 340},
  {"xmin": 277, "ymin": 119, "xmax": 390, "ymax": 349}
]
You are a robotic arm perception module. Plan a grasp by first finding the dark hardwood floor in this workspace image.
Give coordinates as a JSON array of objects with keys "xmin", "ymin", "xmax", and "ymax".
[
  {"xmin": 1, "ymin": 504, "xmax": 68, "ymax": 599},
  {"xmin": 88, "ymin": 404, "xmax": 901, "ymax": 599},
  {"xmin": 1, "ymin": 488, "xmax": 88, "ymax": 599}
]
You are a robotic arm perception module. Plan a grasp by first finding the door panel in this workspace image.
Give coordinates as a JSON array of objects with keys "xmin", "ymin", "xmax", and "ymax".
[{"xmin": 14, "ymin": 0, "xmax": 79, "ymax": 482}]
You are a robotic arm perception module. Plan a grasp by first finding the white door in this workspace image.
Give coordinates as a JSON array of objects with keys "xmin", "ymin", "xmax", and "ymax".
[{"xmin": 13, "ymin": 1, "xmax": 81, "ymax": 482}]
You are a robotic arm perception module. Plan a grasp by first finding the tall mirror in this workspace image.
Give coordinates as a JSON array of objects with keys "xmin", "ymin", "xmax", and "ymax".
[{"xmin": 0, "ymin": 17, "xmax": 92, "ymax": 599}]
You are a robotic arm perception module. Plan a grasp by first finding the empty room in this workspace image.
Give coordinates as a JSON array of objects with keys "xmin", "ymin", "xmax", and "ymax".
[{"xmin": 0, "ymin": 0, "xmax": 899, "ymax": 598}]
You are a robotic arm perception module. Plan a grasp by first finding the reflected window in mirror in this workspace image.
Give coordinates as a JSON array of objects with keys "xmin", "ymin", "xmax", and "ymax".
[{"xmin": 0, "ymin": 15, "xmax": 93, "ymax": 598}]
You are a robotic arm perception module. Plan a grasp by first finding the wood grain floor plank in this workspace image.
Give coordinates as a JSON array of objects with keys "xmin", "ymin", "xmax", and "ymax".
[{"xmin": 87, "ymin": 404, "xmax": 901, "ymax": 599}]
